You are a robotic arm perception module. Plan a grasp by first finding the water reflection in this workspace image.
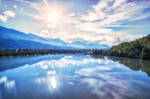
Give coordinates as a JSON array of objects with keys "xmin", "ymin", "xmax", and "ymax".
[
  {"xmin": 107, "ymin": 56, "xmax": 150, "ymax": 77},
  {"xmin": 0, "ymin": 76, "xmax": 7, "ymax": 83},
  {"xmin": 49, "ymin": 76, "xmax": 57, "ymax": 89},
  {"xmin": 0, "ymin": 54, "xmax": 150, "ymax": 99}
]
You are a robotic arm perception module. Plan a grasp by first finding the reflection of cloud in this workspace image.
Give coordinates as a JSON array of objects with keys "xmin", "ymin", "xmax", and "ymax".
[
  {"xmin": 76, "ymin": 68, "xmax": 96, "ymax": 76},
  {"xmin": 0, "ymin": 54, "xmax": 149, "ymax": 99},
  {"xmin": 0, "ymin": 76, "xmax": 7, "ymax": 84},
  {"xmin": 0, "ymin": 76, "xmax": 16, "ymax": 91},
  {"xmin": 41, "ymin": 65, "xmax": 48, "ymax": 70},
  {"xmin": 47, "ymin": 70, "xmax": 56, "ymax": 75},
  {"xmin": 80, "ymin": 76, "xmax": 130, "ymax": 99},
  {"xmin": 76, "ymin": 66, "xmax": 112, "ymax": 76},
  {"xmin": 30, "ymin": 56, "xmax": 115, "ymax": 69},
  {"xmin": 75, "ymin": 59, "xmax": 133, "ymax": 99},
  {"xmin": 96, "ymin": 66, "xmax": 112, "ymax": 70},
  {"xmin": 5, "ymin": 81, "xmax": 15, "ymax": 88},
  {"xmin": 67, "ymin": 82, "xmax": 74, "ymax": 86}
]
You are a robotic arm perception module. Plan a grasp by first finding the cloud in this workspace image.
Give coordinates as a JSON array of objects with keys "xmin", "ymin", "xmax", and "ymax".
[
  {"xmin": 3, "ymin": 0, "xmax": 149, "ymax": 46},
  {"xmin": 30, "ymin": 2, "xmax": 76, "ymax": 25},
  {"xmin": 41, "ymin": 29, "xmax": 49, "ymax": 34},
  {"xmin": 74, "ymin": 0, "xmax": 150, "ymax": 45},
  {"xmin": 0, "ymin": 10, "xmax": 16, "ymax": 22},
  {"xmin": 13, "ymin": 5, "xmax": 17, "ymax": 9},
  {"xmin": 4, "ymin": 10, "xmax": 16, "ymax": 17},
  {"xmin": 80, "ymin": 0, "xmax": 149, "ymax": 23},
  {"xmin": 31, "ymin": 0, "xmax": 148, "ymax": 46},
  {"xmin": 0, "ymin": 15, "xmax": 7, "ymax": 22}
]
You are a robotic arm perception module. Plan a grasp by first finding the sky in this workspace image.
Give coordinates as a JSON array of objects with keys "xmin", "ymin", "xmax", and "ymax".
[{"xmin": 0, "ymin": 0, "xmax": 150, "ymax": 46}]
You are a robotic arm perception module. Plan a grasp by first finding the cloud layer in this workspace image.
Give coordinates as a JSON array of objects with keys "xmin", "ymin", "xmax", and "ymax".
[
  {"xmin": 0, "ymin": 0, "xmax": 150, "ymax": 46},
  {"xmin": 0, "ymin": 10, "xmax": 16, "ymax": 22}
]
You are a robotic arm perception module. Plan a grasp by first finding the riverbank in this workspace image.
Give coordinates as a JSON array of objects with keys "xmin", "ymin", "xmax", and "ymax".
[
  {"xmin": 90, "ymin": 47, "xmax": 150, "ymax": 60},
  {"xmin": 90, "ymin": 34, "xmax": 150, "ymax": 60},
  {"xmin": 0, "ymin": 49, "xmax": 90, "ymax": 56}
]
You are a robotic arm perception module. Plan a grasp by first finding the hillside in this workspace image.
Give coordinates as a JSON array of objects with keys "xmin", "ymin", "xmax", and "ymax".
[
  {"xmin": 91, "ymin": 34, "xmax": 150, "ymax": 60},
  {"xmin": 0, "ymin": 26, "xmax": 110, "ymax": 49},
  {"xmin": 0, "ymin": 26, "xmax": 61, "ymax": 49},
  {"xmin": 0, "ymin": 38, "xmax": 59, "ymax": 49}
]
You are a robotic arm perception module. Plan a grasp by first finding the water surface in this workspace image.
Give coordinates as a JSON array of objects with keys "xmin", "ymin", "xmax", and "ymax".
[{"xmin": 0, "ymin": 54, "xmax": 150, "ymax": 99}]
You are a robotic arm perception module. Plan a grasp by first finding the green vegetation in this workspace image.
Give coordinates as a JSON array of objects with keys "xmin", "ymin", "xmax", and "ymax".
[
  {"xmin": 91, "ymin": 34, "xmax": 150, "ymax": 60},
  {"xmin": 108, "ymin": 57, "xmax": 150, "ymax": 77},
  {"xmin": 0, "ymin": 49, "xmax": 89, "ymax": 56},
  {"xmin": 1, "ymin": 34, "xmax": 149, "ymax": 60}
]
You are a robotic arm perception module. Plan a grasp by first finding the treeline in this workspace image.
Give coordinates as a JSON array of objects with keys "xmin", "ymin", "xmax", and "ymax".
[
  {"xmin": 91, "ymin": 34, "xmax": 150, "ymax": 60},
  {"xmin": 0, "ymin": 49, "xmax": 89, "ymax": 56},
  {"xmin": 109, "ymin": 57, "xmax": 150, "ymax": 76}
]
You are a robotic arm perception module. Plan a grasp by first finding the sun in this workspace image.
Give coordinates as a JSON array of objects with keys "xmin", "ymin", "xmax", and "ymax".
[{"xmin": 47, "ymin": 8, "xmax": 62, "ymax": 24}]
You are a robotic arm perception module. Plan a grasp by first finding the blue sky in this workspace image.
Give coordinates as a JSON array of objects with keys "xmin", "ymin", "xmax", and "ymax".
[{"xmin": 0, "ymin": 0, "xmax": 150, "ymax": 46}]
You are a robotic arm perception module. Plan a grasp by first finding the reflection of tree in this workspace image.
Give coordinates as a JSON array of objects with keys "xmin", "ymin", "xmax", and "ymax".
[
  {"xmin": 108, "ymin": 57, "xmax": 150, "ymax": 77},
  {"xmin": 0, "ymin": 55, "xmax": 64, "ymax": 71},
  {"xmin": 91, "ymin": 55, "xmax": 150, "ymax": 77},
  {"xmin": 90, "ymin": 55, "xmax": 105, "ymax": 59}
]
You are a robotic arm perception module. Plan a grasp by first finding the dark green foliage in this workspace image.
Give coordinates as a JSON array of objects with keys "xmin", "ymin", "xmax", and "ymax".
[
  {"xmin": 107, "ymin": 57, "xmax": 150, "ymax": 76},
  {"xmin": 91, "ymin": 34, "xmax": 150, "ymax": 60},
  {"xmin": 0, "ymin": 49, "xmax": 89, "ymax": 56},
  {"xmin": 142, "ymin": 47, "xmax": 150, "ymax": 60}
]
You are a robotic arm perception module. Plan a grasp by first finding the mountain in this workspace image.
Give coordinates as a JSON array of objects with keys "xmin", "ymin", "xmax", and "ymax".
[
  {"xmin": 70, "ymin": 40, "xmax": 110, "ymax": 49},
  {"xmin": 107, "ymin": 34, "xmax": 150, "ymax": 59},
  {"xmin": 91, "ymin": 34, "xmax": 150, "ymax": 60},
  {"xmin": 0, "ymin": 26, "xmax": 110, "ymax": 49},
  {"xmin": 0, "ymin": 26, "xmax": 60, "ymax": 49},
  {"xmin": 0, "ymin": 38, "xmax": 60, "ymax": 49}
]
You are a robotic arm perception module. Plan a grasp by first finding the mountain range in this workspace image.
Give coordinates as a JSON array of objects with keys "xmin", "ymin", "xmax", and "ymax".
[{"xmin": 0, "ymin": 26, "xmax": 110, "ymax": 49}]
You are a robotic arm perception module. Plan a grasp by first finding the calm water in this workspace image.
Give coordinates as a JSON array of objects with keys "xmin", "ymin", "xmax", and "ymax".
[{"xmin": 0, "ymin": 54, "xmax": 150, "ymax": 99}]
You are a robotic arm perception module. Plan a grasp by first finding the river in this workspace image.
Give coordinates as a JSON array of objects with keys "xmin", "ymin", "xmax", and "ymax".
[{"xmin": 0, "ymin": 54, "xmax": 150, "ymax": 99}]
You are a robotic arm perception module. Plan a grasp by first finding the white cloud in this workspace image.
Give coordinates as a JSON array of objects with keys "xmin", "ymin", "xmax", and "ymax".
[
  {"xmin": 68, "ymin": 13, "xmax": 75, "ymax": 17},
  {"xmin": 0, "ymin": 10, "xmax": 16, "ymax": 22},
  {"xmin": 31, "ymin": 3, "xmax": 78, "ymax": 26},
  {"xmin": 13, "ymin": 5, "xmax": 17, "ymax": 9},
  {"xmin": 74, "ymin": 0, "xmax": 150, "ymax": 46},
  {"xmin": 41, "ymin": 29, "xmax": 49, "ymax": 34},
  {"xmin": 0, "ymin": 15, "xmax": 7, "ymax": 22},
  {"xmin": 4, "ymin": 10, "xmax": 16, "ymax": 17},
  {"xmin": 16, "ymin": 0, "xmax": 149, "ymax": 46}
]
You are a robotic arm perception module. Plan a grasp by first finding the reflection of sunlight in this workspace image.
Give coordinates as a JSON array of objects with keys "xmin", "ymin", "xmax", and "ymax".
[
  {"xmin": 47, "ymin": 70, "xmax": 56, "ymax": 75},
  {"xmin": 47, "ymin": 70, "xmax": 58, "ymax": 92},
  {"xmin": 49, "ymin": 76, "xmax": 57, "ymax": 89},
  {"xmin": 41, "ymin": 65, "xmax": 48, "ymax": 70},
  {"xmin": 33, "ymin": 55, "xmax": 113, "ymax": 69}
]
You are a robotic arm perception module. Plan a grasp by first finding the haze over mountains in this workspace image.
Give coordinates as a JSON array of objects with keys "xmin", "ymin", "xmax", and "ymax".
[{"xmin": 0, "ymin": 26, "xmax": 110, "ymax": 49}]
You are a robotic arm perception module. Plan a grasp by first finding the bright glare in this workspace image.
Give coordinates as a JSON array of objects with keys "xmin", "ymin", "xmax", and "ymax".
[
  {"xmin": 50, "ymin": 76, "xmax": 57, "ymax": 89},
  {"xmin": 48, "ymin": 8, "xmax": 61, "ymax": 23}
]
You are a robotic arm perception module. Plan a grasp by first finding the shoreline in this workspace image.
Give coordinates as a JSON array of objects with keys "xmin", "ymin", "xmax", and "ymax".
[{"xmin": 0, "ymin": 49, "xmax": 90, "ymax": 56}]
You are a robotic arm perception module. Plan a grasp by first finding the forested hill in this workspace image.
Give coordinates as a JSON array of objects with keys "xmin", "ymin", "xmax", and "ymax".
[{"xmin": 91, "ymin": 34, "xmax": 150, "ymax": 60}]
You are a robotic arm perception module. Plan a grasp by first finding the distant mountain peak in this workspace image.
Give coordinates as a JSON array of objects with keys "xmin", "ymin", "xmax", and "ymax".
[{"xmin": 0, "ymin": 26, "xmax": 110, "ymax": 49}]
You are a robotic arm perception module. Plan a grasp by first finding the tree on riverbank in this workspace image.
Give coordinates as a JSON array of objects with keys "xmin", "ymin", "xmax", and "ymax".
[
  {"xmin": 0, "ymin": 49, "xmax": 89, "ymax": 56},
  {"xmin": 91, "ymin": 34, "xmax": 150, "ymax": 60}
]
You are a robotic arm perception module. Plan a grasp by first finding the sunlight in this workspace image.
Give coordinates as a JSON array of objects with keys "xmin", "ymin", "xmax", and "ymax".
[
  {"xmin": 47, "ymin": 70, "xmax": 58, "ymax": 91},
  {"xmin": 50, "ymin": 76, "xmax": 57, "ymax": 89},
  {"xmin": 47, "ymin": 8, "xmax": 61, "ymax": 23}
]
